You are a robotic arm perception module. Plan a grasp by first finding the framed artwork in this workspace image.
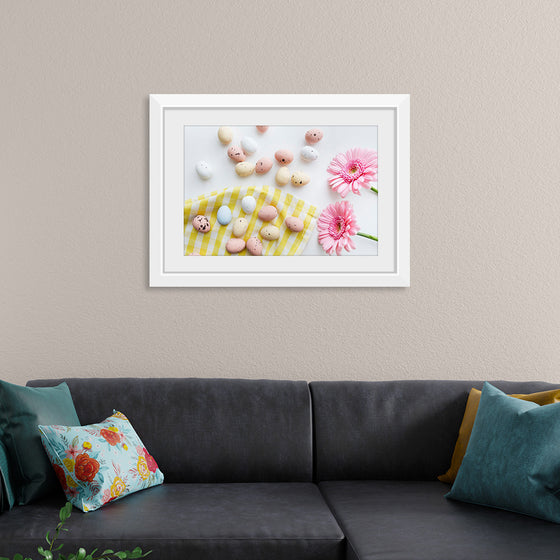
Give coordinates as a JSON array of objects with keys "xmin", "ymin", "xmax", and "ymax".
[{"xmin": 149, "ymin": 94, "xmax": 409, "ymax": 287}]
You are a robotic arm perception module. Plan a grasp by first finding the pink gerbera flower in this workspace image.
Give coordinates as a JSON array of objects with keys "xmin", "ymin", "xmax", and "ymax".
[
  {"xmin": 327, "ymin": 148, "xmax": 378, "ymax": 198},
  {"xmin": 317, "ymin": 201, "xmax": 360, "ymax": 255}
]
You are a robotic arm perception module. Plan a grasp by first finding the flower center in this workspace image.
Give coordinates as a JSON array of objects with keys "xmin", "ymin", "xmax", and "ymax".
[
  {"xmin": 342, "ymin": 159, "xmax": 364, "ymax": 183},
  {"xmin": 329, "ymin": 217, "xmax": 346, "ymax": 240}
]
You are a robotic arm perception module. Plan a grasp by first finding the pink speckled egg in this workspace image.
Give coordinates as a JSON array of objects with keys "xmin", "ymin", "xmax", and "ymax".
[
  {"xmin": 285, "ymin": 216, "xmax": 304, "ymax": 232},
  {"xmin": 255, "ymin": 157, "xmax": 273, "ymax": 175},
  {"xmin": 305, "ymin": 129, "xmax": 323, "ymax": 144},
  {"xmin": 246, "ymin": 237, "xmax": 263, "ymax": 256},
  {"xmin": 275, "ymin": 149, "xmax": 294, "ymax": 165},
  {"xmin": 258, "ymin": 205, "xmax": 278, "ymax": 222},
  {"xmin": 227, "ymin": 146, "xmax": 246, "ymax": 163},
  {"xmin": 256, "ymin": 126, "xmax": 269, "ymax": 133},
  {"xmin": 226, "ymin": 238, "xmax": 246, "ymax": 254},
  {"xmin": 192, "ymin": 215, "xmax": 211, "ymax": 233}
]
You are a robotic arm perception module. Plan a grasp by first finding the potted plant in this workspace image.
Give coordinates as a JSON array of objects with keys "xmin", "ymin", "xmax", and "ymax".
[{"xmin": 1, "ymin": 502, "xmax": 151, "ymax": 560}]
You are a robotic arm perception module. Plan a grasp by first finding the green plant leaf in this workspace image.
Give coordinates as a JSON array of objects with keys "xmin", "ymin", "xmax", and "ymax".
[
  {"xmin": 54, "ymin": 545, "xmax": 64, "ymax": 552},
  {"xmin": 100, "ymin": 552, "xmax": 114, "ymax": 556},
  {"xmin": 0, "ymin": 556, "xmax": 10, "ymax": 560},
  {"xmin": 114, "ymin": 553, "xmax": 127, "ymax": 559},
  {"xmin": 14, "ymin": 554, "xmax": 23, "ymax": 560},
  {"xmin": 45, "ymin": 531, "xmax": 52, "ymax": 546}
]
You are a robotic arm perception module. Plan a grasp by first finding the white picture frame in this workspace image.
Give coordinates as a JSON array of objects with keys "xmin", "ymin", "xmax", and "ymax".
[{"xmin": 149, "ymin": 94, "xmax": 410, "ymax": 287}]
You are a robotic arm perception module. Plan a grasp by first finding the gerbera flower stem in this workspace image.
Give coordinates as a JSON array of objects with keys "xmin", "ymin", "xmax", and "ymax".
[
  {"xmin": 370, "ymin": 186, "xmax": 378, "ymax": 194},
  {"xmin": 357, "ymin": 232, "xmax": 378, "ymax": 242}
]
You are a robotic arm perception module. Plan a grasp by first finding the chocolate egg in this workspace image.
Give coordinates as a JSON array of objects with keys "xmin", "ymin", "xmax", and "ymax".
[
  {"xmin": 275, "ymin": 149, "xmax": 294, "ymax": 165},
  {"xmin": 228, "ymin": 146, "xmax": 246, "ymax": 163},
  {"xmin": 305, "ymin": 129, "xmax": 323, "ymax": 144},
  {"xmin": 260, "ymin": 225, "xmax": 280, "ymax": 241},
  {"xmin": 256, "ymin": 126, "xmax": 269, "ymax": 133},
  {"xmin": 218, "ymin": 126, "xmax": 233, "ymax": 145},
  {"xmin": 241, "ymin": 195, "xmax": 257, "ymax": 214},
  {"xmin": 192, "ymin": 215, "xmax": 211, "ymax": 233},
  {"xmin": 246, "ymin": 237, "xmax": 263, "ymax": 256},
  {"xmin": 291, "ymin": 171, "xmax": 310, "ymax": 186},
  {"xmin": 275, "ymin": 166, "xmax": 290, "ymax": 186},
  {"xmin": 258, "ymin": 205, "xmax": 278, "ymax": 222},
  {"xmin": 195, "ymin": 160, "xmax": 212, "ymax": 180},
  {"xmin": 226, "ymin": 238, "xmax": 246, "ymax": 254},
  {"xmin": 217, "ymin": 205, "xmax": 232, "ymax": 226},
  {"xmin": 235, "ymin": 162, "xmax": 255, "ymax": 177},
  {"xmin": 232, "ymin": 217, "xmax": 249, "ymax": 238},
  {"xmin": 285, "ymin": 216, "xmax": 304, "ymax": 232},
  {"xmin": 300, "ymin": 146, "xmax": 319, "ymax": 162},
  {"xmin": 255, "ymin": 157, "xmax": 273, "ymax": 175},
  {"xmin": 241, "ymin": 136, "xmax": 258, "ymax": 155}
]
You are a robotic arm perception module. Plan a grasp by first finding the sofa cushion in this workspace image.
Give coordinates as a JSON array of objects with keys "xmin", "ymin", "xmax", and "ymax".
[
  {"xmin": 0, "ymin": 380, "xmax": 80, "ymax": 504},
  {"xmin": 320, "ymin": 480, "xmax": 560, "ymax": 560},
  {"xmin": 0, "ymin": 483, "xmax": 345, "ymax": 560},
  {"xmin": 310, "ymin": 380, "xmax": 559, "ymax": 480},
  {"xmin": 39, "ymin": 411, "xmax": 164, "ymax": 512},
  {"xmin": 446, "ymin": 382, "xmax": 560, "ymax": 523},
  {"xmin": 27, "ymin": 378, "xmax": 313, "ymax": 483}
]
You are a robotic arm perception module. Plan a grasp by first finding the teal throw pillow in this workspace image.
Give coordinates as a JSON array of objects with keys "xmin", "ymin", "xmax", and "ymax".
[
  {"xmin": 446, "ymin": 382, "xmax": 560, "ymax": 523},
  {"xmin": 0, "ymin": 380, "xmax": 80, "ymax": 504},
  {"xmin": 39, "ymin": 411, "xmax": 164, "ymax": 512},
  {"xmin": 0, "ymin": 439, "xmax": 15, "ymax": 511}
]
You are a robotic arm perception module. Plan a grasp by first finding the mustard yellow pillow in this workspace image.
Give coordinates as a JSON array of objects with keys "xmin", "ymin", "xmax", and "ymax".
[{"xmin": 438, "ymin": 387, "xmax": 560, "ymax": 484}]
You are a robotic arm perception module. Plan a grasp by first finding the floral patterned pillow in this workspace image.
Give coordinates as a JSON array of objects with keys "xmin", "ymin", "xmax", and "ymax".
[{"xmin": 38, "ymin": 411, "xmax": 164, "ymax": 512}]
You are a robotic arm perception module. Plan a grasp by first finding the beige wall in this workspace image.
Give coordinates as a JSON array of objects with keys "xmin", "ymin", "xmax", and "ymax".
[{"xmin": 2, "ymin": 1, "xmax": 560, "ymax": 385}]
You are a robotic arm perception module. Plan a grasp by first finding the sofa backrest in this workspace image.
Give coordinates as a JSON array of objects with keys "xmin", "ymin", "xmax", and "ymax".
[
  {"xmin": 27, "ymin": 378, "xmax": 313, "ymax": 483},
  {"xmin": 310, "ymin": 380, "xmax": 560, "ymax": 481}
]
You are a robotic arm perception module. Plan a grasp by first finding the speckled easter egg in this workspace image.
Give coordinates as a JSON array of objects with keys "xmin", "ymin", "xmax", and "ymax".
[
  {"xmin": 192, "ymin": 215, "xmax": 211, "ymax": 233},
  {"xmin": 241, "ymin": 195, "xmax": 257, "ymax": 214},
  {"xmin": 256, "ymin": 126, "xmax": 269, "ymax": 133},
  {"xmin": 246, "ymin": 237, "xmax": 263, "ymax": 256},
  {"xmin": 285, "ymin": 216, "xmax": 304, "ymax": 232},
  {"xmin": 241, "ymin": 136, "xmax": 258, "ymax": 154},
  {"xmin": 235, "ymin": 162, "xmax": 255, "ymax": 177},
  {"xmin": 216, "ymin": 205, "xmax": 232, "ymax": 226},
  {"xmin": 232, "ymin": 217, "xmax": 249, "ymax": 238},
  {"xmin": 305, "ymin": 129, "xmax": 323, "ymax": 144},
  {"xmin": 255, "ymin": 157, "xmax": 273, "ymax": 175},
  {"xmin": 218, "ymin": 126, "xmax": 234, "ymax": 145},
  {"xmin": 226, "ymin": 238, "xmax": 246, "ymax": 254},
  {"xmin": 275, "ymin": 166, "xmax": 291, "ymax": 186},
  {"xmin": 195, "ymin": 160, "xmax": 212, "ymax": 180},
  {"xmin": 300, "ymin": 146, "xmax": 319, "ymax": 162},
  {"xmin": 291, "ymin": 171, "xmax": 310, "ymax": 186},
  {"xmin": 258, "ymin": 205, "xmax": 278, "ymax": 222},
  {"xmin": 275, "ymin": 149, "xmax": 294, "ymax": 165},
  {"xmin": 228, "ymin": 146, "xmax": 246, "ymax": 163},
  {"xmin": 260, "ymin": 225, "xmax": 280, "ymax": 241}
]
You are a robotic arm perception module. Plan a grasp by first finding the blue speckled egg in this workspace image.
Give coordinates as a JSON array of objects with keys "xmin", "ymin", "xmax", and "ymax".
[{"xmin": 217, "ymin": 205, "xmax": 232, "ymax": 226}]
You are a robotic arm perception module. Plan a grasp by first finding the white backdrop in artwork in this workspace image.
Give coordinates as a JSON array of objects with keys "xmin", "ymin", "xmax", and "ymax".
[{"xmin": 184, "ymin": 125, "xmax": 378, "ymax": 256}]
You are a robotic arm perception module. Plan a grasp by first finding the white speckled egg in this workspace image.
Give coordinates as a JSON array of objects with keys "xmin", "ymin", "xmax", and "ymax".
[
  {"xmin": 195, "ymin": 161, "xmax": 212, "ymax": 180},
  {"xmin": 300, "ymin": 146, "xmax": 319, "ymax": 162},
  {"xmin": 217, "ymin": 205, "xmax": 232, "ymax": 226},
  {"xmin": 241, "ymin": 195, "xmax": 257, "ymax": 214},
  {"xmin": 246, "ymin": 237, "xmax": 263, "ymax": 256},
  {"xmin": 241, "ymin": 136, "xmax": 258, "ymax": 154}
]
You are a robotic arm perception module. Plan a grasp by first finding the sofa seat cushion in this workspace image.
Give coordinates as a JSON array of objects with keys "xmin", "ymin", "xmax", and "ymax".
[
  {"xmin": 0, "ymin": 483, "xmax": 344, "ymax": 560},
  {"xmin": 319, "ymin": 481, "xmax": 560, "ymax": 560}
]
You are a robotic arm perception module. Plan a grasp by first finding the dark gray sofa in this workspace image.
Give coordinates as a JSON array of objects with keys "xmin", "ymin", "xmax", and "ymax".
[{"xmin": 1, "ymin": 378, "xmax": 559, "ymax": 560}]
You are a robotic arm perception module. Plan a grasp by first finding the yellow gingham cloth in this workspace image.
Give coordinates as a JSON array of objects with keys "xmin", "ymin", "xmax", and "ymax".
[{"xmin": 184, "ymin": 185, "xmax": 318, "ymax": 256}]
